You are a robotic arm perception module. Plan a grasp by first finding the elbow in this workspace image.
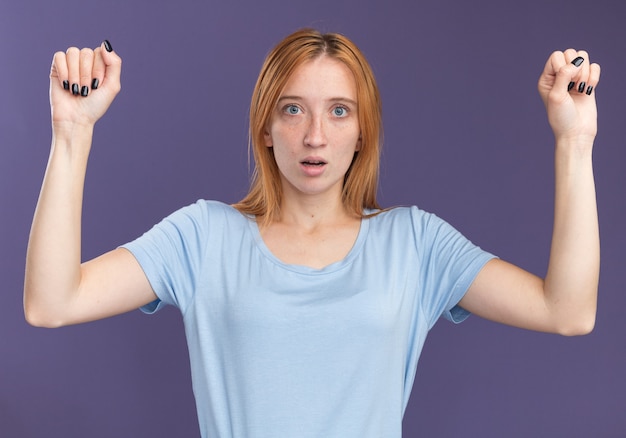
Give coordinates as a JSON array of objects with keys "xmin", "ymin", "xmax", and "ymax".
[
  {"xmin": 23, "ymin": 296, "xmax": 68, "ymax": 329},
  {"xmin": 24, "ymin": 308, "xmax": 66, "ymax": 329},
  {"xmin": 26, "ymin": 318, "xmax": 66, "ymax": 329},
  {"xmin": 549, "ymin": 287, "xmax": 598, "ymax": 336},
  {"xmin": 556, "ymin": 314, "xmax": 596, "ymax": 337}
]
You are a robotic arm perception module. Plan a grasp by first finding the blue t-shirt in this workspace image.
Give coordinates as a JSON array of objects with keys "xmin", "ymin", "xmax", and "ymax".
[{"xmin": 122, "ymin": 200, "xmax": 495, "ymax": 437}]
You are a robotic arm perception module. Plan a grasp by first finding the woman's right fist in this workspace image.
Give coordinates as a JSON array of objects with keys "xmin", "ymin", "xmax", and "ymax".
[{"xmin": 49, "ymin": 40, "xmax": 122, "ymax": 127}]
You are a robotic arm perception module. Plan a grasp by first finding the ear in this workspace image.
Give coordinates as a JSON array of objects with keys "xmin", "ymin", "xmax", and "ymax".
[
  {"xmin": 355, "ymin": 133, "xmax": 362, "ymax": 151},
  {"xmin": 264, "ymin": 129, "xmax": 273, "ymax": 147}
]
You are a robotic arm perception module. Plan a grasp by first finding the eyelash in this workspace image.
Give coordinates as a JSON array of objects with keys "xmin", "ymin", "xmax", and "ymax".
[
  {"xmin": 284, "ymin": 104, "xmax": 301, "ymax": 115},
  {"xmin": 332, "ymin": 105, "xmax": 349, "ymax": 117},
  {"xmin": 282, "ymin": 104, "xmax": 350, "ymax": 117}
]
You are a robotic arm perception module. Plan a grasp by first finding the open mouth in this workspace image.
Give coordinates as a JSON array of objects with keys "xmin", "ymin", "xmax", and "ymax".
[{"xmin": 301, "ymin": 160, "xmax": 326, "ymax": 166}]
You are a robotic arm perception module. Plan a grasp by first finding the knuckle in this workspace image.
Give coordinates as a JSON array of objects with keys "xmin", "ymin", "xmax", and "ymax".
[
  {"xmin": 66, "ymin": 47, "xmax": 80, "ymax": 56},
  {"xmin": 79, "ymin": 48, "xmax": 94, "ymax": 59},
  {"xmin": 52, "ymin": 51, "xmax": 66, "ymax": 65}
]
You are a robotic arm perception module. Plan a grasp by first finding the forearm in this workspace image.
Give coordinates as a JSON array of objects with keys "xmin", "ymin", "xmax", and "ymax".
[
  {"xmin": 24, "ymin": 124, "xmax": 94, "ymax": 327},
  {"xmin": 544, "ymin": 139, "xmax": 599, "ymax": 334}
]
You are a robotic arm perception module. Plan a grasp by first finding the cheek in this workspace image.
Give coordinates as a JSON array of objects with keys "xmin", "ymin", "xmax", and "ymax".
[
  {"xmin": 343, "ymin": 127, "xmax": 362, "ymax": 152},
  {"xmin": 336, "ymin": 119, "xmax": 361, "ymax": 147},
  {"xmin": 272, "ymin": 124, "xmax": 303, "ymax": 148}
]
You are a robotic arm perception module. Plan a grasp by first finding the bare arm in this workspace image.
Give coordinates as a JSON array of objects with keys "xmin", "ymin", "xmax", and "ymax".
[
  {"xmin": 24, "ymin": 42, "xmax": 156, "ymax": 328},
  {"xmin": 460, "ymin": 49, "xmax": 601, "ymax": 336}
]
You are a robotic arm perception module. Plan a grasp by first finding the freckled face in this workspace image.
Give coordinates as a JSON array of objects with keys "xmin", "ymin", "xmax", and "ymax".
[{"xmin": 264, "ymin": 56, "xmax": 361, "ymax": 200}]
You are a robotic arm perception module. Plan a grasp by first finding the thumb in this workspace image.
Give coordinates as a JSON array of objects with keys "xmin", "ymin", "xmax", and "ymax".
[
  {"xmin": 541, "ymin": 52, "xmax": 584, "ymax": 102},
  {"xmin": 93, "ymin": 40, "xmax": 122, "ymax": 95},
  {"xmin": 560, "ymin": 55, "xmax": 585, "ymax": 93}
]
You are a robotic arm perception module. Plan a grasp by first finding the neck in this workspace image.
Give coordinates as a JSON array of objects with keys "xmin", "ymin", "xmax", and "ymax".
[{"xmin": 276, "ymin": 191, "xmax": 356, "ymax": 231}]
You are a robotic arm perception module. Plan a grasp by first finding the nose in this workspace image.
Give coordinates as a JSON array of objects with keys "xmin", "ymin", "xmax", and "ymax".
[{"xmin": 304, "ymin": 114, "xmax": 327, "ymax": 148}]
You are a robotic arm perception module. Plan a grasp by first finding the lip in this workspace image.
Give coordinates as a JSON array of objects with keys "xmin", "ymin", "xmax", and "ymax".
[{"xmin": 299, "ymin": 156, "xmax": 327, "ymax": 177}]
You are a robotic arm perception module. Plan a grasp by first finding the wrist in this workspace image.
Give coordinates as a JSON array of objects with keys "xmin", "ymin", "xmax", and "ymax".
[
  {"xmin": 554, "ymin": 135, "xmax": 595, "ymax": 158},
  {"xmin": 51, "ymin": 122, "xmax": 95, "ymax": 158},
  {"xmin": 52, "ymin": 119, "xmax": 95, "ymax": 136}
]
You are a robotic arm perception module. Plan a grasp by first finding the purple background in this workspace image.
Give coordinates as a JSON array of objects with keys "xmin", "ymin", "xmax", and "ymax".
[{"xmin": 1, "ymin": 0, "xmax": 625, "ymax": 436}]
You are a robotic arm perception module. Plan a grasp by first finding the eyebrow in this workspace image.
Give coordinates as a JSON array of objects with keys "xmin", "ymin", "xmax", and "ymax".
[{"xmin": 277, "ymin": 95, "xmax": 358, "ymax": 107}]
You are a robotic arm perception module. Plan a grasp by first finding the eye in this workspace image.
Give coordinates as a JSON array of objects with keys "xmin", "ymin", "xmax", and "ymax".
[
  {"xmin": 333, "ymin": 106, "xmax": 348, "ymax": 117},
  {"xmin": 284, "ymin": 104, "xmax": 301, "ymax": 115}
]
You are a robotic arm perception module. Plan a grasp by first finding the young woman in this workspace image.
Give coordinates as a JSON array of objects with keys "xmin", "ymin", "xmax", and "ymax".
[{"xmin": 25, "ymin": 29, "xmax": 600, "ymax": 437}]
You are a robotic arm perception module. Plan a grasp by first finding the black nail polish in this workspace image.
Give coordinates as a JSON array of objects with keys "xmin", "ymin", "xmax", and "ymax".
[
  {"xmin": 103, "ymin": 40, "xmax": 113, "ymax": 52},
  {"xmin": 81, "ymin": 86, "xmax": 89, "ymax": 97},
  {"xmin": 567, "ymin": 81, "xmax": 575, "ymax": 91},
  {"xmin": 586, "ymin": 85, "xmax": 594, "ymax": 96},
  {"xmin": 71, "ymin": 83, "xmax": 79, "ymax": 95},
  {"xmin": 63, "ymin": 80, "xmax": 70, "ymax": 90},
  {"xmin": 571, "ymin": 56, "xmax": 584, "ymax": 67},
  {"xmin": 91, "ymin": 78, "xmax": 99, "ymax": 90},
  {"xmin": 578, "ymin": 82, "xmax": 586, "ymax": 93}
]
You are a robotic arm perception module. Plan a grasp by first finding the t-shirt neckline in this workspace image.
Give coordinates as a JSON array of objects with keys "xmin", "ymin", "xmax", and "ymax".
[{"xmin": 247, "ymin": 215, "xmax": 370, "ymax": 275}]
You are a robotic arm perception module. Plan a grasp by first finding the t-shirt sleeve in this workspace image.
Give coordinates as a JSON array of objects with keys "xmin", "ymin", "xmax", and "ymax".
[
  {"xmin": 412, "ymin": 207, "xmax": 497, "ymax": 327},
  {"xmin": 121, "ymin": 201, "xmax": 208, "ymax": 314}
]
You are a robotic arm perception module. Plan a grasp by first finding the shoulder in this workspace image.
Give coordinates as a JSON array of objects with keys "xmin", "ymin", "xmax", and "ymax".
[
  {"xmin": 127, "ymin": 200, "xmax": 254, "ymax": 258},
  {"xmin": 166, "ymin": 199, "xmax": 248, "ymax": 223},
  {"xmin": 368, "ymin": 205, "xmax": 442, "ymax": 229},
  {"xmin": 368, "ymin": 205, "xmax": 472, "ymax": 250},
  {"xmin": 142, "ymin": 200, "xmax": 251, "ymax": 244}
]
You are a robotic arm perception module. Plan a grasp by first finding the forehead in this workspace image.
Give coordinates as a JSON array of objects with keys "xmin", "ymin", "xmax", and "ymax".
[{"xmin": 280, "ymin": 55, "xmax": 357, "ymax": 100}]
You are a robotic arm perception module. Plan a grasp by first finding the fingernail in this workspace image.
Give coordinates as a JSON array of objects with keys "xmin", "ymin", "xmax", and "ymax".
[
  {"xmin": 586, "ymin": 85, "xmax": 594, "ymax": 96},
  {"xmin": 567, "ymin": 81, "xmax": 575, "ymax": 91},
  {"xmin": 71, "ymin": 83, "xmax": 79, "ymax": 95},
  {"xmin": 571, "ymin": 56, "xmax": 584, "ymax": 67},
  {"xmin": 103, "ymin": 40, "xmax": 113, "ymax": 52},
  {"xmin": 577, "ymin": 82, "xmax": 586, "ymax": 93},
  {"xmin": 63, "ymin": 80, "xmax": 70, "ymax": 90},
  {"xmin": 91, "ymin": 78, "xmax": 99, "ymax": 90},
  {"xmin": 81, "ymin": 86, "xmax": 89, "ymax": 97}
]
